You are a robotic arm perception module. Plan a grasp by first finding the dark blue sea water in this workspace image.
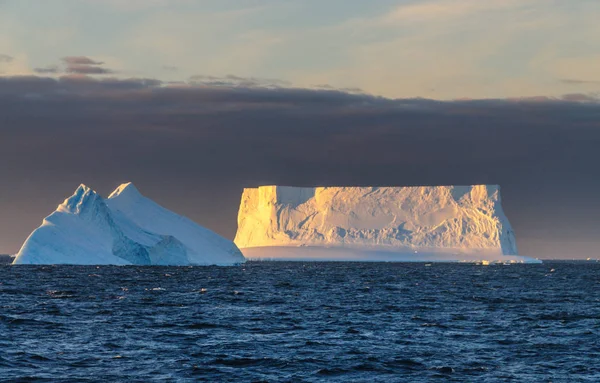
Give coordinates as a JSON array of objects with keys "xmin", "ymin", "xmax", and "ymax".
[{"xmin": 1, "ymin": 262, "xmax": 599, "ymax": 382}]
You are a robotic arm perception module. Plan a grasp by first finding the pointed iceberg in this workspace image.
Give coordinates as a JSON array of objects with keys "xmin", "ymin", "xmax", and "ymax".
[
  {"xmin": 106, "ymin": 182, "xmax": 244, "ymax": 265},
  {"xmin": 13, "ymin": 183, "xmax": 245, "ymax": 265}
]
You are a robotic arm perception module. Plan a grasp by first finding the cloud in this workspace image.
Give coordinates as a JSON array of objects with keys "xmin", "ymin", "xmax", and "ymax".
[
  {"xmin": 62, "ymin": 56, "xmax": 104, "ymax": 65},
  {"xmin": 313, "ymin": 84, "xmax": 364, "ymax": 94},
  {"xmin": 0, "ymin": 53, "xmax": 13, "ymax": 63},
  {"xmin": 25, "ymin": 56, "xmax": 117, "ymax": 76},
  {"xmin": 57, "ymin": 56, "xmax": 114, "ymax": 75},
  {"xmin": 0, "ymin": 74, "xmax": 599, "ymax": 258},
  {"xmin": 560, "ymin": 78, "xmax": 600, "ymax": 85},
  {"xmin": 162, "ymin": 65, "xmax": 178, "ymax": 72},
  {"xmin": 189, "ymin": 74, "xmax": 291, "ymax": 88},
  {"xmin": 282, "ymin": 0, "xmax": 600, "ymax": 99},
  {"xmin": 380, "ymin": 0, "xmax": 532, "ymax": 24},
  {"xmin": 65, "ymin": 64, "xmax": 114, "ymax": 75},
  {"xmin": 561, "ymin": 93, "xmax": 599, "ymax": 102},
  {"xmin": 33, "ymin": 65, "xmax": 60, "ymax": 74}
]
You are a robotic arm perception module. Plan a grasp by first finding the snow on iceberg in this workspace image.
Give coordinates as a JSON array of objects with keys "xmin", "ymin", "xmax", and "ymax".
[
  {"xmin": 13, "ymin": 183, "xmax": 245, "ymax": 265},
  {"xmin": 234, "ymin": 185, "xmax": 541, "ymax": 263}
]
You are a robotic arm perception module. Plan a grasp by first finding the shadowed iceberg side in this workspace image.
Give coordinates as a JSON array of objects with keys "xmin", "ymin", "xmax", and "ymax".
[
  {"xmin": 106, "ymin": 182, "xmax": 245, "ymax": 265},
  {"xmin": 13, "ymin": 183, "xmax": 245, "ymax": 266},
  {"xmin": 234, "ymin": 185, "xmax": 540, "ymax": 263}
]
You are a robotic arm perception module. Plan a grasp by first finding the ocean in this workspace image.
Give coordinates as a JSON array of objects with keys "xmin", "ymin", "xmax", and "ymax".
[{"xmin": 1, "ymin": 261, "xmax": 599, "ymax": 382}]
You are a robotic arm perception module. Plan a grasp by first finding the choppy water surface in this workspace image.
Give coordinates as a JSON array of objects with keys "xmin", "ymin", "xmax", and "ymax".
[{"xmin": 1, "ymin": 261, "xmax": 599, "ymax": 382}]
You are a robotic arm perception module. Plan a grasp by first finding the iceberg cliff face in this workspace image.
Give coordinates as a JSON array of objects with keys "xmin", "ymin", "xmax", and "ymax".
[
  {"xmin": 13, "ymin": 183, "xmax": 245, "ymax": 266},
  {"xmin": 234, "ymin": 185, "xmax": 539, "ymax": 263}
]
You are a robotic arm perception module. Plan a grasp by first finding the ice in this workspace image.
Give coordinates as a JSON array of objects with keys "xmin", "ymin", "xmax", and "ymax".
[
  {"xmin": 13, "ymin": 183, "xmax": 245, "ymax": 266},
  {"xmin": 234, "ymin": 185, "xmax": 541, "ymax": 263},
  {"xmin": 107, "ymin": 182, "xmax": 244, "ymax": 266}
]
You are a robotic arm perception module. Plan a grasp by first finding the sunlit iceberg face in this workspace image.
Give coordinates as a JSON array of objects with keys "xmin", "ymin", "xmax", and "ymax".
[{"xmin": 234, "ymin": 185, "xmax": 540, "ymax": 263}]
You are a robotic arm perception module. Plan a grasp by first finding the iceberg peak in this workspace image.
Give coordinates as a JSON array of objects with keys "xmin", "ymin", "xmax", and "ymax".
[
  {"xmin": 59, "ymin": 184, "xmax": 105, "ymax": 216},
  {"xmin": 108, "ymin": 182, "xmax": 141, "ymax": 200},
  {"xmin": 76, "ymin": 183, "xmax": 92, "ymax": 193}
]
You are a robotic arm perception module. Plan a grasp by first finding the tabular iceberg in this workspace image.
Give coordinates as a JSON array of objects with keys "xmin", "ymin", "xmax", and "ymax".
[
  {"xmin": 234, "ymin": 185, "xmax": 540, "ymax": 263},
  {"xmin": 13, "ymin": 183, "xmax": 245, "ymax": 265}
]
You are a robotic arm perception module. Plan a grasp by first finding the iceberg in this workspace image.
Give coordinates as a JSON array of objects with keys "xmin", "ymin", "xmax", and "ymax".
[
  {"xmin": 12, "ymin": 183, "xmax": 245, "ymax": 265},
  {"xmin": 234, "ymin": 185, "xmax": 541, "ymax": 263}
]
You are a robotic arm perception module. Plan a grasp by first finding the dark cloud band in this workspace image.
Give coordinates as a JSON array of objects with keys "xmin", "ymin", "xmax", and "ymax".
[{"xmin": 0, "ymin": 74, "xmax": 599, "ymax": 258}]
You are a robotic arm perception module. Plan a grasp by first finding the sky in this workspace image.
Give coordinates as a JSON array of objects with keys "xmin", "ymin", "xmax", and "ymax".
[
  {"xmin": 2, "ymin": 0, "xmax": 600, "ymax": 99},
  {"xmin": 1, "ymin": 0, "xmax": 599, "ymax": 258}
]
